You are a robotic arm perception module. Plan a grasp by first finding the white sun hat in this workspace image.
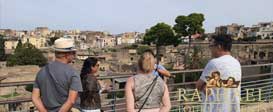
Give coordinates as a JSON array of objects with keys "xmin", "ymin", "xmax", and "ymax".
[{"xmin": 54, "ymin": 38, "xmax": 76, "ymax": 52}]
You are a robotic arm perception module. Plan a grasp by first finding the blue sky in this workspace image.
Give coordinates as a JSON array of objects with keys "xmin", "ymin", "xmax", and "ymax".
[{"xmin": 0, "ymin": 0, "xmax": 272, "ymax": 34}]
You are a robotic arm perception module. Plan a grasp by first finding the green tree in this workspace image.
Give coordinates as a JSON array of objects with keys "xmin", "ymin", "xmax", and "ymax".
[
  {"xmin": 143, "ymin": 23, "xmax": 181, "ymax": 62},
  {"xmin": 173, "ymin": 13, "xmax": 205, "ymax": 69},
  {"xmin": 47, "ymin": 37, "xmax": 59, "ymax": 46},
  {"xmin": 188, "ymin": 46, "xmax": 208, "ymax": 69},
  {"xmin": 7, "ymin": 43, "xmax": 47, "ymax": 67},
  {"xmin": 0, "ymin": 35, "xmax": 5, "ymax": 61},
  {"xmin": 173, "ymin": 13, "xmax": 205, "ymax": 44},
  {"xmin": 15, "ymin": 39, "xmax": 23, "ymax": 53},
  {"xmin": 174, "ymin": 46, "xmax": 209, "ymax": 83},
  {"xmin": 54, "ymin": 31, "xmax": 64, "ymax": 38}
]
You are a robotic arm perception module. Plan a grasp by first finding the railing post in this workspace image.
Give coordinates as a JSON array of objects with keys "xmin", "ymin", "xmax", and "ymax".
[
  {"xmin": 182, "ymin": 73, "xmax": 185, "ymax": 83},
  {"xmin": 111, "ymin": 78, "xmax": 116, "ymax": 112},
  {"xmin": 268, "ymin": 65, "xmax": 273, "ymax": 102},
  {"xmin": 271, "ymin": 63, "xmax": 273, "ymax": 73},
  {"xmin": 177, "ymin": 89, "xmax": 181, "ymax": 112}
]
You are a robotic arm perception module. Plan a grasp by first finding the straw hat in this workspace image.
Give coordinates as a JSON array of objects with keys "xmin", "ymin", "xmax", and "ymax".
[{"xmin": 54, "ymin": 38, "xmax": 76, "ymax": 52}]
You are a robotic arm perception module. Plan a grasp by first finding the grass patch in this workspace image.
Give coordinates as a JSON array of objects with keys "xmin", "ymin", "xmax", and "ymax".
[{"xmin": 0, "ymin": 92, "xmax": 20, "ymax": 98}]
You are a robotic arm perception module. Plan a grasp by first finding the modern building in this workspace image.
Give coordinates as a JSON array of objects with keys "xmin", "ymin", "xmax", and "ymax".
[
  {"xmin": 21, "ymin": 36, "xmax": 47, "ymax": 49},
  {"xmin": 4, "ymin": 37, "xmax": 19, "ymax": 50},
  {"xmin": 256, "ymin": 22, "xmax": 273, "ymax": 39},
  {"xmin": 215, "ymin": 23, "xmax": 244, "ymax": 40},
  {"xmin": 35, "ymin": 27, "xmax": 50, "ymax": 37}
]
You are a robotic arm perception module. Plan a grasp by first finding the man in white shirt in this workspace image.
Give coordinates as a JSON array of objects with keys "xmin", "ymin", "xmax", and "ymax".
[{"xmin": 196, "ymin": 34, "xmax": 242, "ymax": 112}]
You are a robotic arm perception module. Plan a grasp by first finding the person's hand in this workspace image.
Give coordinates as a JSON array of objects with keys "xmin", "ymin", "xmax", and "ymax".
[
  {"xmin": 101, "ymin": 84, "xmax": 113, "ymax": 93},
  {"xmin": 170, "ymin": 75, "xmax": 176, "ymax": 78},
  {"xmin": 154, "ymin": 65, "xmax": 157, "ymax": 70}
]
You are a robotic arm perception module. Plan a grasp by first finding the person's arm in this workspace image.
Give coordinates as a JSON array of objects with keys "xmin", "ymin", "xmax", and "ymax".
[
  {"xmin": 59, "ymin": 73, "xmax": 82, "ymax": 112},
  {"xmin": 98, "ymin": 80, "xmax": 112, "ymax": 93},
  {"xmin": 196, "ymin": 61, "xmax": 217, "ymax": 91},
  {"xmin": 32, "ymin": 88, "xmax": 47, "ymax": 112},
  {"xmin": 160, "ymin": 83, "xmax": 171, "ymax": 112},
  {"xmin": 196, "ymin": 79, "xmax": 206, "ymax": 91},
  {"xmin": 156, "ymin": 65, "xmax": 171, "ymax": 77},
  {"xmin": 157, "ymin": 69, "xmax": 171, "ymax": 77},
  {"xmin": 32, "ymin": 70, "xmax": 47, "ymax": 112},
  {"xmin": 125, "ymin": 77, "xmax": 135, "ymax": 112},
  {"xmin": 58, "ymin": 90, "xmax": 79, "ymax": 112}
]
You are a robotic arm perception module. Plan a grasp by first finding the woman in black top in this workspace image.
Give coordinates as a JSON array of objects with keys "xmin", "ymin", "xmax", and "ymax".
[{"xmin": 80, "ymin": 57, "xmax": 104, "ymax": 112}]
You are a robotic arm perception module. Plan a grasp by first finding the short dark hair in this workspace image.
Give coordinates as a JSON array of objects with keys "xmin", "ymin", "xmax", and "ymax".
[{"xmin": 211, "ymin": 34, "xmax": 232, "ymax": 51}]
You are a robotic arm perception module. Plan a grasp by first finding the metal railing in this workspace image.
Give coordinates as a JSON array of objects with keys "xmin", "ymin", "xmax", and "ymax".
[{"xmin": 0, "ymin": 63, "xmax": 273, "ymax": 112}]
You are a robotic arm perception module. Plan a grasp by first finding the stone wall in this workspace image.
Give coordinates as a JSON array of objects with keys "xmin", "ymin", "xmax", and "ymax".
[{"xmin": 0, "ymin": 65, "xmax": 39, "ymax": 96}]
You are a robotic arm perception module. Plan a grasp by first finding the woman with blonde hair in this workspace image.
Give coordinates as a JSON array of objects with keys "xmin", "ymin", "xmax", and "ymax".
[{"xmin": 125, "ymin": 52, "xmax": 171, "ymax": 112}]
